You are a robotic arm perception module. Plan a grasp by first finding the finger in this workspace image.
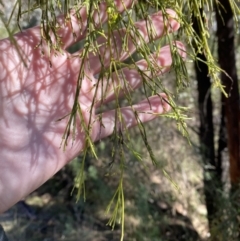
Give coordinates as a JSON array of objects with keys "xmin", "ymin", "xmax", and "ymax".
[
  {"xmin": 23, "ymin": 0, "xmax": 135, "ymax": 49},
  {"xmin": 92, "ymin": 94, "xmax": 171, "ymax": 141},
  {"xmin": 58, "ymin": 0, "xmax": 136, "ymax": 49},
  {"xmin": 94, "ymin": 41, "xmax": 186, "ymax": 106},
  {"xmin": 84, "ymin": 9, "xmax": 180, "ymax": 75}
]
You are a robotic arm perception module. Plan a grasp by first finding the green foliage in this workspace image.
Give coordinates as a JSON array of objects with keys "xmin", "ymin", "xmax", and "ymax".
[
  {"xmin": 1, "ymin": 0, "xmax": 240, "ymax": 240},
  {"xmin": 208, "ymin": 188, "xmax": 240, "ymax": 241}
]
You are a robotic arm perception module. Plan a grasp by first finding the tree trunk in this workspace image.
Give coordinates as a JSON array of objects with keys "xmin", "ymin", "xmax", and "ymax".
[
  {"xmin": 216, "ymin": 0, "xmax": 240, "ymax": 188},
  {"xmin": 192, "ymin": 10, "xmax": 221, "ymax": 239},
  {"xmin": 216, "ymin": 1, "xmax": 240, "ymax": 239},
  {"xmin": 217, "ymin": 97, "xmax": 226, "ymax": 185}
]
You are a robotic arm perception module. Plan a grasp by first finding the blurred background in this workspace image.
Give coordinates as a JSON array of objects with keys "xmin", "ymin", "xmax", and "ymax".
[{"xmin": 1, "ymin": 1, "xmax": 240, "ymax": 240}]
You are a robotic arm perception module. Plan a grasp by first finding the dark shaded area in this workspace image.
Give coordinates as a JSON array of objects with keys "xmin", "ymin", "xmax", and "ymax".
[
  {"xmin": 216, "ymin": 0, "xmax": 240, "ymax": 239},
  {"xmin": 192, "ymin": 9, "xmax": 222, "ymax": 238},
  {"xmin": 216, "ymin": 98, "xmax": 226, "ymax": 182},
  {"xmin": 0, "ymin": 225, "xmax": 9, "ymax": 241},
  {"xmin": 216, "ymin": 0, "xmax": 240, "ymax": 188}
]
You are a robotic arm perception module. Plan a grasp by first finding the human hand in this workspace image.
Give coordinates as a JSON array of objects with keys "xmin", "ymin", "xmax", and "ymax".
[{"xmin": 0, "ymin": 0, "xmax": 186, "ymax": 212}]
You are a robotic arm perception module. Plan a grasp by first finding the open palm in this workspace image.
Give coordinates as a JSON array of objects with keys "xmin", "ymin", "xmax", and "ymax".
[{"xmin": 0, "ymin": 0, "xmax": 185, "ymax": 212}]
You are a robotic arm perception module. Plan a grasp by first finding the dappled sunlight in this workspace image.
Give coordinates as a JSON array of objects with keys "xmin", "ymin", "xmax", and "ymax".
[
  {"xmin": 0, "ymin": 1, "xmax": 207, "ymax": 241},
  {"xmin": 0, "ymin": 3, "xmax": 183, "ymax": 212}
]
